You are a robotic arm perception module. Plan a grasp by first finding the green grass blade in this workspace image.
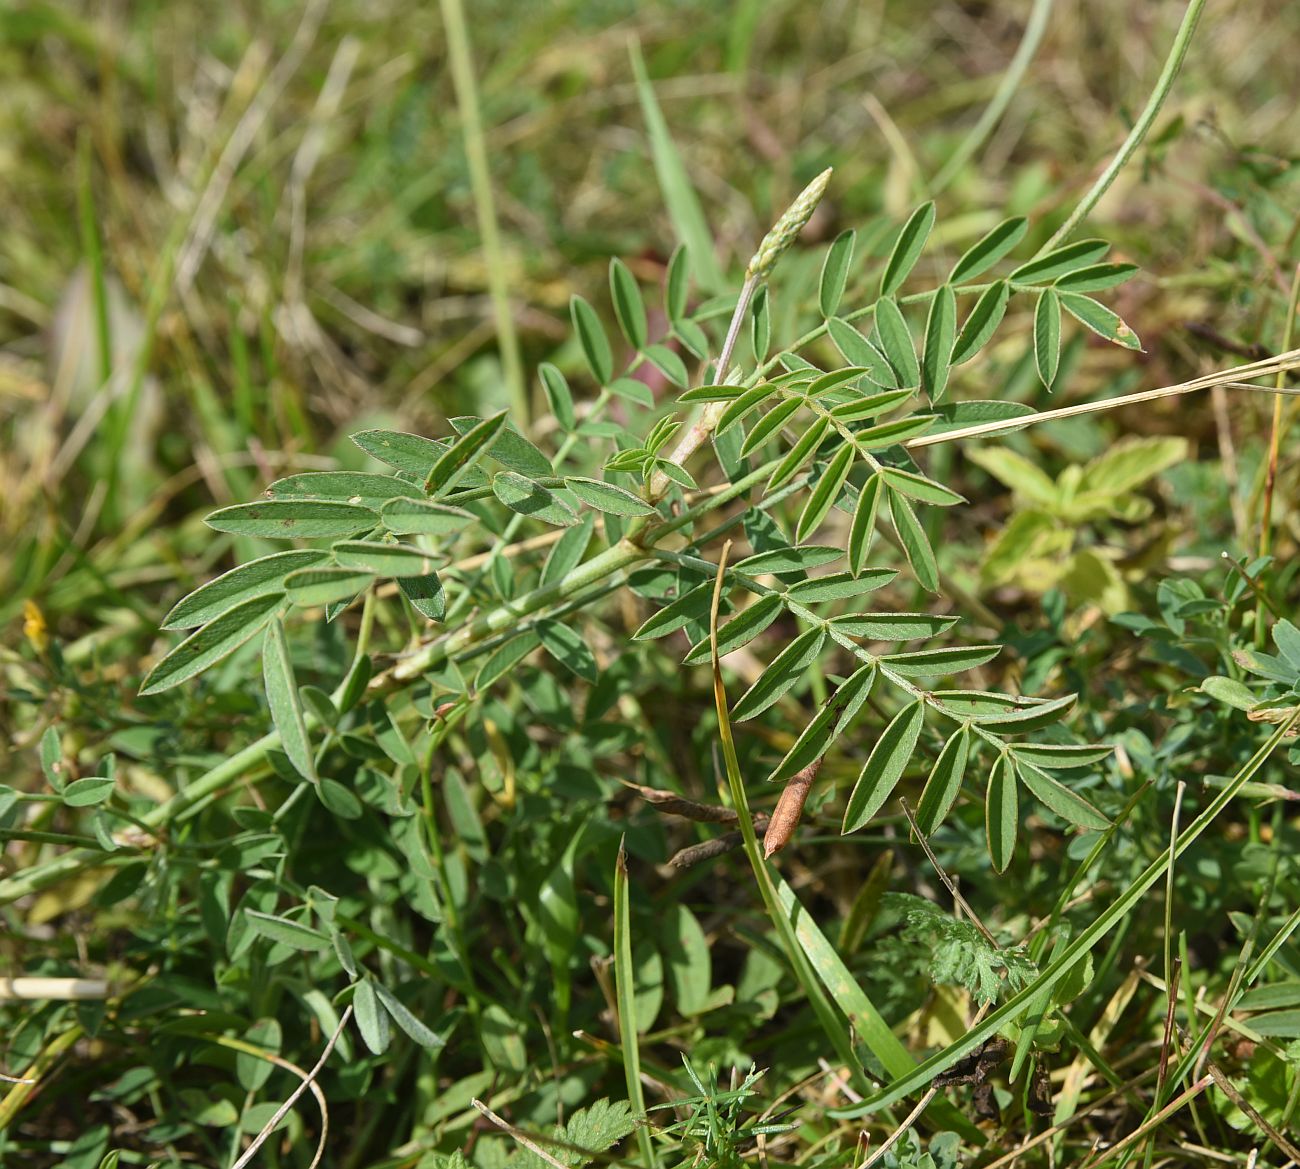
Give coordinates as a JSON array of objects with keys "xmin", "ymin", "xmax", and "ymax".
[{"xmin": 613, "ymin": 837, "xmax": 659, "ymax": 1169}]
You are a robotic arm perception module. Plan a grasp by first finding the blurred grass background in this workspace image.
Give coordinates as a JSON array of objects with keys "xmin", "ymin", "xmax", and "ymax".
[{"xmin": 3, "ymin": 0, "xmax": 1297, "ymax": 645}]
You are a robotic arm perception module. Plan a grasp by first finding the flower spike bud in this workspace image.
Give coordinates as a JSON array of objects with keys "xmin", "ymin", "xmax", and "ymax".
[{"xmin": 746, "ymin": 167, "xmax": 833, "ymax": 281}]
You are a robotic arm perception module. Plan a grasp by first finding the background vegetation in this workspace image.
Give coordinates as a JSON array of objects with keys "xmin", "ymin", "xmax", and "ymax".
[{"xmin": 2, "ymin": 1, "xmax": 1299, "ymax": 1167}]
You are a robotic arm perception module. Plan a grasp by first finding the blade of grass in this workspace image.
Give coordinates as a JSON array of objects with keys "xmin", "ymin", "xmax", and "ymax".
[
  {"xmin": 629, "ymin": 38, "xmax": 726, "ymax": 294},
  {"xmin": 835, "ymin": 708, "xmax": 1300, "ymax": 1117},
  {"xmin": 613, "ymin": 836, "xmax": 659, "ymax": 1169},
  {"xmin": 439, "ymin": 0, "xmax": 528, "ymax": 427}
]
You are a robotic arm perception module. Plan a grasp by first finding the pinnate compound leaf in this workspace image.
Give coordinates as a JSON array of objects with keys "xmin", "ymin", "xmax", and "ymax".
[
  {"xmin": 141, "ymin": 594, "xmax": 282, "ymax": 695},
  {"xmin": 986, "ymin": 753, "xmax": 1019, "ymax": 873},
  {"xmin": 262, "ymin": 617, "xmax": 316, "ymax": 783},
  {"xmin": 163, "ymin": 551, "xmax": 327, "ymax": 629},
  {"xmin": 842, "ymin": 701, "xmax": 925, "ymax": 833}
]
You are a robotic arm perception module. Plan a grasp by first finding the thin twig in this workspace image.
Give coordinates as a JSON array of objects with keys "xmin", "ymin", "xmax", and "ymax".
[{"xmin": 472, "ymin": 1099, "xmax": 569, "ymax": 1169}]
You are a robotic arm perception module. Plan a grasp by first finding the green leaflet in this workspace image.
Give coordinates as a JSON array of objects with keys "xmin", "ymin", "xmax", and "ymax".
[
  {"xmin": 537, "ymin": 618, "xmax": 599, "ymax": 682},
  {"xmin": 916, "ymin": 725, "xmax": 971, "ymax": 836},
  {"xmin": 283, "ymin": 567, "xmax": 374, "ymax": 608},
  {"xmin": 880, "ymin": 467, "xmax": 964, "ymax": 506},
  {"xmin": 880, "ymin": 201, "xmax": 935, "ymax": 296},
  {"xmin": 796, "ymin": 444, "xmax": 855, "ymax": 541},
  {"xmin": 379, "ymin": 498, "xmax": 476, "ymax": 536},
  {"xmin": 735, "ymin": 545, "xmax": 842, "ymax": 574},
  {"xmin": 162, "ymin": 550, "xmax": 327, "ymax": 629},
  {"xmin": 140, "ymin": 593, "xmax": 283, "ymax": 695},
  {"xmin": 426, "ymin": 412, "xmax": 508, "ymax": 495},
  {"xmin": 262, "ymin": 617, "xmax": 316, "ymax": 783},
  {"xmin": 609, "ymin": 256, "xmax": 647, "ymax": 349},
  {"xmin": 768, "ymin": 417, "xmax": 831, "ymax": 491},
  {"xmin": 880, "ymin": 644, "xmax": 1000, "ymax": 678},
  {"xmin": 731, "ymin": 626, "xmax": 827, "ymax": 721},
  {"xmin": 921, "ymin": 284, "xmax": 957, "ymax": 400},
  {"xmin": 1034, "ymin": 289, "xmax": 1062, "ymax": 389},
  {"xmin": 265, "ymin": 471, "xmax": 422, "ymax": 511},
  {"xmin": 332, "ymin": 540, "xmax": 434, "ymax": 577},
  {"xmin": 399, "ymin": 573, "xmax": 445, "ymax": 622},
  {"xmin": 888, "ymin": 488, "xmax": 940, "ymax": 592},
  {"xmin": 1010, "ymin": 239, "xmax": 1109, "ymax": 285},
  {"xmin": 872, "ymin": 297, "xmax": 920, "ymax": 389},
  {"xmin": 826, "ymin": 317, "xmax": 899, "ymax": 387},
  {"xmin": 786, "ymin": 569, "xmax": 897, "ymax": 602},
  {"xmin": 570, "ymin": 294, "xmax": 614, "ymax": 384},
  {"xmin": 848, "ymin": 473, "xmax": 884, "ymax": 576},
  {"xmin": 1016, "ymin": 760, "xmax": 1111, "ymax": 830},
  {"xmin": 842, "ymin": 701, "xmax": 925, "ymax": 833},
  {"xmin": 450, "ymin": 416, "xmax": 553, "ymax": 478},
  {"xmin": 832, "ymin": 612, "xmax": 958, "ymax": 640},
  {"xmin": 948, "ymin": 216, "xmax": 1027, "ymax": 283},
  {"xmin": 564, "ymin": 476, "xmax": 655, "ymax": 517},
  {"xmin": 951, "ymin": 280, "xmax": 1011, "ymax": 365},
  {"xmin": 768, "ymin": 664, "xmax": 876, "ymax": 783},
  {"xmin": 205, "ymin": 500, "xmax": 377, "ymax": 539},
  {"xmin": 683, "ymin": 594, "xmax": 783, "ymax": 664},
  {"xmin": 818, "ymin": 229, "xmax": 855, "ymax": 318},
  {"xmin": 492, "ymin": 472, "xmax": 577, "ymax": 527},
  {"xmin": 986, "ymin": 753, "xmax": 1019, "ymax": 873},
  {"xmin": 1060, "ymin": 293, "xmax": 1142, "ymax": 350}
]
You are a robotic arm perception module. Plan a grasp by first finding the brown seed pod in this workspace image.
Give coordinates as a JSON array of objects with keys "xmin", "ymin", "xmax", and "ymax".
[{"xmin": 762, "ymin": 759, "xmax": 823, "ymax": 859}]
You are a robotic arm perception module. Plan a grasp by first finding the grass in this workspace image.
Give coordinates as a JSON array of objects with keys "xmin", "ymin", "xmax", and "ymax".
[{"xmin": 3, "ymin": 2, "xmax": 1300, "ymax": 1168}]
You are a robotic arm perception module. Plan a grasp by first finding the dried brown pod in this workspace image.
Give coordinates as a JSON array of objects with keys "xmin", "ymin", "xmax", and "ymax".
[{"xmin": 762, "ymin": 759, "xmax": 823, "ymax": 859}]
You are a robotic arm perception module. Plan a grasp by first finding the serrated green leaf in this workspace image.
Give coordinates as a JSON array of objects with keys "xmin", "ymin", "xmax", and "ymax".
[
  {"xmin": 399, "ymin": 572, "xmax": 445, "ymax": 622},
  {"xmin": 1034, "ymin": 289, "xmax": 1062, "ymax": 390},
  {"xmin": 263, "ymin": 617, "xmax": 316, "ymax": 783},
  {"xmin": 768, "ymin": 417, "xmax": 830, "ymax": 490},
  {"xmin": 731, "ymin": 627, "xmax": 827, "ymax": 721},
  {"xmin": 986, "ymin": 753, "xmax": 1019, "ymax": 873},
  {"xmin": 283, "ymin": 567, "xmax": 374, "ymax": 608},
  {"xmin": 266, "ymin": 471, "xmax": 421, "ymax": 511},
  {"xmin": 842, "ymin": 701, "xmax": 925, "ymax": 833},
  {"xmin": 610, "ymin": 257, "xmax": 647, "ymax": 349},
  {"xmin": 880, "ymin": 467, "xmax": 964, "ymax": 506},
  {"xmin": 948, "ymin": 216, "xmax": 1028, "ymax": 283},
  {"xmin": 768, "ymin": 664, "xmax": 876, "ymax": 783},
  {"xmin": 492, "ymin": 472, "xmax": 577, "ymax": 526},
  {"xmin": 571, "ymin": 295, "xmax": 614, "ymax": 384},
  {"xmin": 873, "ymin": 298, "xmax": 921, "ymax": 389},
  {"xmin": 786, "ymin": 568, "xmax": 897, "ymax": 602},
  {"xmin": 951, "ymin": 280, "xmax": 1010, "ymax": 365},
  {"xmin": 881, "ymin": 202, "xmax": 936, "ymax": 296},
  {"xmin": 245, "ymin": 909, "xmax": 330, "ymax": 952},
  {"xmin": 1016, "ymin": 761, "xmax": 1110, "ymax": 830},
  {"xmin": 537, "ymin": 619, "xmax": 599, "ymax": 682},
  {"xmin": 827, "ymin": 317, "xmax": 899, "ymax": 388},
  {"xmin": 205, "ymin": 500, "xmax": 377, "ymax": 539},
  {"xmin": 736, "ymin": 545, "xmax": 843, "ymax": 574},
  {"xmin": 141, "ymin": 594, "xmax": 282, "ymax": 695},
  {"xmin": 1059, "ymin": 293, "xmax": 1141, "ymax": 350},
  {"xmin": 1054, "ymin": 262, "xmax": 1139, "ymax": 293},
  {"xmin": 882, "ymin": 645, "xmax": 1000, "ymax": 678},
  {"xmin": 916, "ymin": 725, "xmax": 971, "ymax": 836},
  {"xmin": 332, "ymin": 540, "xmax": 433, "ymax": 577},
  {"xmin": 922, "ymin": 284, "xmax": 957, "ymax": 400},
  {"xmin": 379, "ymin": 498, "xmax": 476, "ymax": 537},
  {"xmin": 426, "ymin": 412, "xmax": 508, "ymax": 495},
  {"xmin": 162, "ymin": 551, "xmax": 327, "ymax": 629},
  {"xmin": 564, "ymin": 477, "xmax": 655, "ymax": 517},
  {"xmin": 848, "ymin": 473, "xmax": 884, "ymax": 576},
  {"xmin": 539, "ymin": 363, "xmax": 576, "ymax": 430},
  {"xmin": 796, "ymin": 444, "xmax": 855, "ymax": 541},
  {"xmin": 888, "ymin": 489, "xmax": 939, "ymax": 592},
  {"xmin": 832, "ymin": 612, "xmax": 958, "ymax": 640},
  {"xmin": 684, "ymin": 593, "xmax": 784, "ymax": 664},
  {"xmin": 819, "ymin": 229, "xmax": 856, "ymax": 318}
]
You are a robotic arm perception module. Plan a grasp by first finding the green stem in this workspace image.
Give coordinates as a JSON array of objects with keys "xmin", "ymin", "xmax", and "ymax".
[
  {"xmin": 439, "ymin": 0, "xmax": 527, "ymax": 427},
  {"xmin": 930, "ymin": 0, "xmax": 1055, "ymax": 195},
  {"xmin": 1036, "ymin": 0, "xmax": 1205, "ymax": 255}
]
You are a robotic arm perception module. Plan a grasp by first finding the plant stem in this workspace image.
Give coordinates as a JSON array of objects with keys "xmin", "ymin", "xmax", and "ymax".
[
  {"xmin": 439, "ymin": 0, "xmax": 527, "ymax": 427},
  {"xmin": 1037, "ymin": 0, "xmax": 1205, "ymax": 255},
  {"xmin": 930, "ymin": 0, "xmax": 1055, "ymax": 195}
]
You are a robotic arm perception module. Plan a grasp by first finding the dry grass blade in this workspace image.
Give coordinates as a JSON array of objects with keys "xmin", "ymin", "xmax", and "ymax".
[{"xmin": 472, "ymin": 1099, "xmax": 569, "ymax": 1169}]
